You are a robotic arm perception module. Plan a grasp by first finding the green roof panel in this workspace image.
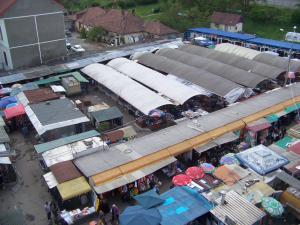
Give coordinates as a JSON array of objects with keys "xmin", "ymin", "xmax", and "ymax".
[{"xmin": 91, "ymin": 107, "xmax": 123, "ymax": 123}]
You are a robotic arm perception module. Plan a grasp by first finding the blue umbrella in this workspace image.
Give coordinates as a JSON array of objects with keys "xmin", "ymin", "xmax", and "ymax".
[
  {"xmin": 120, "ymin": 205, "xmax": 161, "ymax": 225},
  {"xmin": 134, "ymin": 189, "xmax": 164, "ymax": 209},
  {"xmin": 6, "ymin": 103, "xmax": 18, "ymax": 109}
]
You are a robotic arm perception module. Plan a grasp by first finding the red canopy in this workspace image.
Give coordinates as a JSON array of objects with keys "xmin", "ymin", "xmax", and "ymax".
[
  {"xmin": 4, "ymin": 104, "xmax": 25, "ymax": 120},
  {"xmin": 288, "ymin": 142, "xmax": 300, "ymax": 155},
  {"xmin": 172, "ymin": 174, "xmax": 192, "ymax": 186},
  {"xmin": 185, "ymin": 166, "xmax": 204, "ymax": 179}
]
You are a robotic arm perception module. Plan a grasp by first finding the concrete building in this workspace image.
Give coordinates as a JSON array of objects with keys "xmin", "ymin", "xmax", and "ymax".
[
  {"xmin": 0, "ymin": 0, "xmax": 67, "ymax": 71},
  {"xmin": 210, "ymin": 11, "xmax": 243, "ymax": 33}
]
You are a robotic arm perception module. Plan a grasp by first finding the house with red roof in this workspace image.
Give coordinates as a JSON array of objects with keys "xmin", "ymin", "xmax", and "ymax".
[
  {"xmin": 0, "ymin": 0, "xmax": 66, "ymax": 70},
  {"xmin": 210, "ymin": 11, "xmax": 243, "ymax": 33},
  {"xmin": 73, "ymin": 7, "xmax": 178, "ymax": 46}
]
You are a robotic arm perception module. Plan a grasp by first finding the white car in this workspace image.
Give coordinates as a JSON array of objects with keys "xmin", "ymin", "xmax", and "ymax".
[{"xmin": 71, "ymin": 45, "xmax": 85, "ymax": 52}]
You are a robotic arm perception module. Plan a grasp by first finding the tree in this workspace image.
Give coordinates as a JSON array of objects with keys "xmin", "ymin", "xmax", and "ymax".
[
  {"xmin": 87, "ymin": 27, "xmax": 107, "ymax": 42},
  {"xmin": 291, "ymin": 9, "xmax": 300, "ymax": 26}
]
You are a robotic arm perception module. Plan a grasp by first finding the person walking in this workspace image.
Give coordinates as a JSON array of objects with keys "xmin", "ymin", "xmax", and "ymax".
[
  {"xmin": 44, "ymin": 201, "xmax": 52, "ymax": 221},
  {"xmin": 111, "ymin": 204, "xmax": 120, "ymax": 224}
]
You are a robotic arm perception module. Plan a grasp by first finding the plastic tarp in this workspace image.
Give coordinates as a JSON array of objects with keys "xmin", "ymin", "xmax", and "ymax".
[
  {"xmin": 157, "ymin": 186, "xmax": 212, "ymax": 225},
  {"xmin": 57, "ymin": 176, "xmax": 91, "ymax": 201},
  {"xmin": 275, "ymin": 136, "xmax": 297, "ymax": 149},
  {"xmin": 81, "ymin": 63, "xmax": 174, "ymax": 115},
  {"xmin": 4, "ymin": 104, "xmax": 25, "ymax": 119},
  {"xmin": 107, "ymin": 58, "xmax": 204, "ymax": 105},
  {"xmin": 178, "ymin": 45, "xmax": 284, "ymax": 80},
  {"xmin": 134, "ymin": 52, "xmax": 246, "ymax": 103},
  {"xmin": 0, "ymin": 96, "xmax": 17, "ymax": 109},
  {"xmin": 156, "ymin": 48, "xmax": 267, "ymax": 88},
  {"xmin": 43, "ymin": 172, "xmax": 58, "ymax": 189},
  {"xmin": 236, "ymin": 145, "xmax": 289, "ymax": 175}
]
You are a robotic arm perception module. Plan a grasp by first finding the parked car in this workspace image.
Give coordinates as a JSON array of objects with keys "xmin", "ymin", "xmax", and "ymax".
[{"xmin": 71, "ymin": 45, "xmax": 85, "ymax": 52}]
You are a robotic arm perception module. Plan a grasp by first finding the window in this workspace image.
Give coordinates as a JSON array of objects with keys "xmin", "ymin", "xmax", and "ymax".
[{"xmin": 3, "ymin": 51, "xmax": 8, "ymax": 66}]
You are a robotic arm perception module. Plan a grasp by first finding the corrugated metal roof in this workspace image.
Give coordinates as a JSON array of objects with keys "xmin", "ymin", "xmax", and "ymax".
[
  {"xmin": 91, "ymin": 106, "xmax": 123, "ymax": 123},
  {"xmin": 210, "ymin": 191, "xmax": 266, "ymax": 225},
  {"xmin": 82, "ymin": 63, "xmax": 174, "ymax": 115},
  {"xmin": 92, "ymin": 157, "xmax": 176, "ymax": 193},
  {"xmin": 26, "ymin": 98, "xmax": 90, "ymax": 135},
  {"xmin": 34, "ymin": 130, "xmax": 100, "ymax": 154},
  {"xmin": 275, "ymin": 170, "xmax": 300, "ymax": 189},
  {"xmin": 156, "ymin": 48, "xmax": 267, "ymax": 88},
  {"xmin": 134, "ymin": 52, "xmax": 245, "ymax": 103},
  {"xmin": 178, "ymin": 45, "xmax": 284, "ymax": 80},
  {"xmin": 215, "ymin": 43, "xmax": 261, "ymax": 59},
  {"xmin": 187, "ymin": 28, "xmax": 255, "ymax": 41},
  {"xmin": 107, "ymin": 57, "xmax": 204, "ymax": 105}
]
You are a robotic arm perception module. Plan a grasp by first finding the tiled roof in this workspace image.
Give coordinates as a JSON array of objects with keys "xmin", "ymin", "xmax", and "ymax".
[
  {"xmin": 144, "ymin": 21, "xmax": 178, "ymax": 36},
  {"xmin": 89, "ymin": 9, "xmax": 145, "ymax": 35},
  {"xmin": 77, "ymin": 7, "xmax": 106, "ymax": 25},
  {"xmin": 211, "ymin": 11, "xmax": 242, "ymax": 26}
]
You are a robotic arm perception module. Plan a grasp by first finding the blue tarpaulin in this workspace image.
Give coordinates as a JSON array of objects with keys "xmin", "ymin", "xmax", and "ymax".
[
  {"xmin": 236, "ymin": 144, "xmax": 289, "ymax": 175},
  {"xmin": 134, "ymin": 189, "xmax": 164, "ymax": 209},
  {"xmin": 157, "ymin": 186, "xmax": 212, "ymax": 225},
  {"xmin": 120, "ymin": 205, "xmax": 161, "ymax": 225},
  {"xmin": 0, "ymin": 96, "xmax": 17, "ymax": 109}
]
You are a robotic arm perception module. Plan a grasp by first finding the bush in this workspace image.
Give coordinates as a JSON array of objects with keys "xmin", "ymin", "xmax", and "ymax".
[
  {"xmin": 152, "ymin": 7, "xmax": 160, "ymax": 13},
  {"xmin": 135, "ymin": 0, "xmax": 159, "ymax": 5},
  {"xmin": 87, "ymin": 27, "xmax": 107, "ymax": 42}
]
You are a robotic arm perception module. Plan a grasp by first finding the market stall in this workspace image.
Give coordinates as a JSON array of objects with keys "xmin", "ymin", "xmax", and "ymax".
[
  {"xmin": 236, "ymin": 145, "xmax": 289, "ymax": 175},
  {"xmin": 0, "ymin": 157, "xmax": 17, "ymax": 183},
  {"xmin": 245, "ymin": 118, "xmax": 271, "ymax": 146}
]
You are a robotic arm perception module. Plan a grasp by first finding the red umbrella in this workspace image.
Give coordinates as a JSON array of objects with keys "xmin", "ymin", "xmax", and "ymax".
[
  {"xmin": 172, "ymin": 174, "xmax": 192, "ymax": 186},
  {"xmin": 185, "ymin": 166, "xmax": 204, "ymax": 179}
]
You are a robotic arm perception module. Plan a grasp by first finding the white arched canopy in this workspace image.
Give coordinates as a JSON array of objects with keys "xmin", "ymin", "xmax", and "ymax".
[
  {"xmin": 107, "ymin": 58, "xmax": 205, "ymax": 105},
  {"xmin": 81, "ymin": 63, "xmax": 174, "ymax": 115}
]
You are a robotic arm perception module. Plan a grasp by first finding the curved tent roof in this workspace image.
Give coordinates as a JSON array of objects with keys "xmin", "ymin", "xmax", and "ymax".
[
  {"xmin": 81, "ymin": 63, "xmax": 174, "ymax": 115},
  {"xmin": 215, "ymin": 43, "xmax": 261, "ymax": 59},
  {"xmin": 134, "ymin": 53, "xmax": 245, "ymax": 103},
  {"xmin": 253, "ymin": 53, "xmax": 300, "ymax": 73},
  {"xmin": 215, "ymin": 43, "xmax": 300, "ymax": 72},
  {"xmin": 156, "ymin": 48, "xmax": 267, "ymax": 88},
  {"xmin": 107, "ymin": 57, "xmax": 204, "ymax": 105},
  {"xmin": 178, "ymin": 45, "xmax": 285, "ymax": 79}
]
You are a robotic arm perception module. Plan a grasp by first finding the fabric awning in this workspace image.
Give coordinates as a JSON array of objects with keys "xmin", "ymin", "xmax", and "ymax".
[
  {"xmin": 275, "ymin": 136, "xmax": 296, "ymax": 149},
  {"xmin": 275, "ymin": 110, "xmax": 289, "ymax": 117},
  {"xmin": 246, "ymin": 118, "xmax": 271, "ymax": 132},
  {"xmin": 288, "ymin": 141, "xmax": 300, "ymax": 155},
  {"xmin": 285, "ymin": 103, "xmax": 300, "ymax": 113},
  {"xmin": 194, "ymin": 142, "xmax": 217, "ymax": 154},
  {"xmin": 57, "ymin": 176, "xmax": 91, "ymax": 201},
  {"xmin": 92, "ymin": 157, "xmax": 176, "ymax": 194},
  {"xmin": 43, "ymin": 172, "xmax": 58, "ymax": 189},
  {"xmin": 265, "ymin": 114, "xmax": 279, "ymax": 123}
]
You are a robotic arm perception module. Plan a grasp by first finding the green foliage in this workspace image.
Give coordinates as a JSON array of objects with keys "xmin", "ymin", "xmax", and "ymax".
[
  {"xmin": 87, "ymin": 27, "xmax": 107, "ymax": 42},
  {"xmin": 291, "ymin": 9, "xmax": 300, "ymax": 26},
  {"xmin": 248, "ymin": 5, "xmax": 288, "ymax": 23},
  {"xmin": 80, "ymin": 28, "xmax": 87, "ymax": 39}
]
